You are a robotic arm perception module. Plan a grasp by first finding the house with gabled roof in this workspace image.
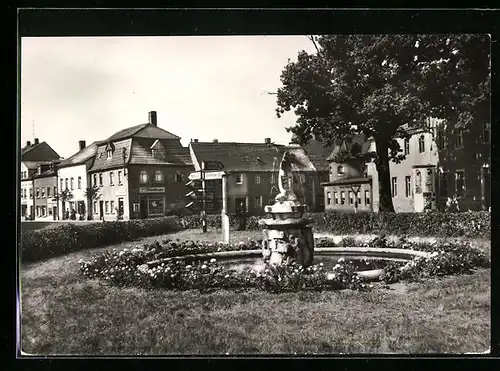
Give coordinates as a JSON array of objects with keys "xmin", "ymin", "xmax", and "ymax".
[
  {"xmin": 188, "ymin": 137, "xmax": 320, "ymax": 215},
  {"xmin": 88, "ymin": 111, "xmax": 193, "ymax": 221},
  {"xmin": 56, "ymin": 140, "xmax": 98, "ymax": 220},
  {"xmin": 20, "ymin": 138, "xmax": 61, "ymax": 220}
]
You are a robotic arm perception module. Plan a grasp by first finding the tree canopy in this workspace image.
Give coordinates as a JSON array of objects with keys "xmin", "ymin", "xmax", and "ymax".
[{"xmin": 275, "ymin": 34, "xmax": 490, "ymax": 212}]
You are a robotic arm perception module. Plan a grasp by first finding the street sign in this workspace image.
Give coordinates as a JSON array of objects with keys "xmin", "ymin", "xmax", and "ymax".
[
  {"xmin": 204, "ymin": 161, "xmax": 225, "ymax": 171},
  {"xmin": 188, "ymin": 171, "xmax": 225, "ymax": 181}
]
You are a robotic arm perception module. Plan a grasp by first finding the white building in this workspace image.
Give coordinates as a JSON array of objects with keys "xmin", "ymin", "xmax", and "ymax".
[{"xmin": 56, "ymin": 141, "xmax": 98, "ymax": 220}]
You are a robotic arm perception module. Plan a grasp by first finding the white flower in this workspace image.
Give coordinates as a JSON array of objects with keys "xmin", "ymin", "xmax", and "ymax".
[
  {"xmin": 338, "ymin": 258, "xmax": 345, "ymax": 263},
  {"xmin": 225, "ymin": 274, "xmax": 230, "ymax": 278},
  {"xmin": 210, "ymin": 258, "xmax": 216, "ymax": 263},
  {"xmin": 185, "ymin": 265, "xmax": 192, "ymax": 269},
  {"xmin": 319, "ymin": 262, "xmax": 324, "ymax": 267},
  {"xmin": 201, "ymin": 264, "xmax": 207, "ymax": 269}
]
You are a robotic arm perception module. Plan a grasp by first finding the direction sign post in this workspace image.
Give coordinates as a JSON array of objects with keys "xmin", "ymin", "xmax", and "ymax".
[{"xmin": 188, "ymin": 171, "xmax": 225, "ymax": 181}]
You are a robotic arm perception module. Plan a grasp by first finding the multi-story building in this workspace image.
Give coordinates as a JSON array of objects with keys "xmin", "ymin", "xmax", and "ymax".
[
  {"xmin": 188, "ymin": 138, "xmax": 318, "ymax": 215},
  {"xmin": 322, "ymin": 117, "xmax": 490, "ymax": 213},
  {"xmin": 32, "ymin": 166, "xmax": 58, "ymax": 220},
  {"xmin": 88, "ymin": 111, "xmax": 193, "ymax": 221},
  {"xmin": 20, "ymin": 138, "xmax": 61, "ymax": 219},
  {"xmin": 57, "ymin": 140, "xmax": 98, "ymax": 220}
]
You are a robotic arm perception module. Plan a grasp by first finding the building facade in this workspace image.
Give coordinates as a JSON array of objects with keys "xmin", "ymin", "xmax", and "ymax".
[
  {"xmin": 88, "ymin": 111, "xmax": 193, "ymax": 221},
  {"xmin": 33, "ymin": 167, "xmax": 58, "ymax": 220},
  {"xmin": 20, "ymin": 138, "xmax": 61, "ymax": 220},
  {"xmin": 322, "ymin": 117, "xmax": 489, "ymax": 213},
  {"xmin": 57, "ymin": 141, "xmax": 98, "ymax": 220},
  {"xmin": 189, "ymin": 139, "xmax": 318, "ymax": 215}
]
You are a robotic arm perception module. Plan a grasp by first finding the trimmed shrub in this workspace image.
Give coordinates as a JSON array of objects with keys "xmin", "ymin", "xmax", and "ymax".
[{"xmin": 21, "ymin": 217, "xmax": 183, "ymax": 263}]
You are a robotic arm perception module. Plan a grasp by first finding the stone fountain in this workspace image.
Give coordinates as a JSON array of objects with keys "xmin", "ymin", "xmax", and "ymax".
[{"xmin": 260, "ymin": 150, "xmax": 314, "ymax": 267}]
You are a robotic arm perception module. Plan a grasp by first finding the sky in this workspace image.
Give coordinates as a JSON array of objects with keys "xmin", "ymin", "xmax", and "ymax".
[{"xmin": 20, "ymin": 36, "xmax": 316, "ymax": 159}]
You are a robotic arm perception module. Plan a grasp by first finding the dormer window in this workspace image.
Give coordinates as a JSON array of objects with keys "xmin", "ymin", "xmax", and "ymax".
[
  {"xmin": 105, "ymin": 142, "xmax": 115, "ymax": 160},
  {"xmin": 150, "ymin": 139, "xmax": 165, "ymax": 160},
  {"xmin": 337, "ymin": 165, "xmax": 345, "ymax": 176}
]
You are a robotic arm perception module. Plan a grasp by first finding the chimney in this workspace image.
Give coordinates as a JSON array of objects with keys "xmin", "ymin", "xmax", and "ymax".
[
  {"xmin": 148, "ymin": 111, "xmax": 157, "ymax": 126},
  {"xmin": 26, "ymin": 140, "xmax": 31, "ymax": 147},
  {"xmin": 264, "ymin": 138, "xmax": 271, "ymax": 144},
  {"xmin": 212, "ymin": 139, "xmax": 218, "ymax": 143},
  {"xmin": 34, "ymin": 138, "xmax": 39, "ymax": 145},
  {"xmin": 79, "ymin": 140, "xmax": 86, "ymax": 151},
  {"xmin": 191, "ymin": 138, "xmax": 199, "ymax": 143}
]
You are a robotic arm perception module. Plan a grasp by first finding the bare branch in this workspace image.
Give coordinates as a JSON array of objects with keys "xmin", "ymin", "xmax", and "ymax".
[{"xmin": 307, "ymin": 35, "xmax": 321, "ymax": 55}]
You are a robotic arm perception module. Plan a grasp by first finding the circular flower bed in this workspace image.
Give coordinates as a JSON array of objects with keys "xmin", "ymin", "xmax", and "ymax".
[{"xmin": 79, "ymin": 236, "xmax": 490, "ymax": 293}]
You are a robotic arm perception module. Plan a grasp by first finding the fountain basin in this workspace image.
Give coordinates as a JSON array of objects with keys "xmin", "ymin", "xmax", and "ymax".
[{"xmin": 145, "ymin": 247, "xmax": 430, "ymax": 282}]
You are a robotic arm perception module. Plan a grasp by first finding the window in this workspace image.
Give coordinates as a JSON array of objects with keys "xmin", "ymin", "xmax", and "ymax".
[
  {"xmin": 365, "ymin": 190, "xmax": 370, "ymax": 205},
  {"xmin": 404, "ymin": 138, "xmax": 410, "ymax": 155},
  {"xmin": 48, "ymin": 208, "xmax": 52, "ymax": 216},
  {"xmin": 340, "ymin": 191, "xmax": 346, "ymax": 205},
  {"xmin": 60, "ymin": 179, "xmax": 64, "ymax": 190},
  {"xmin": 99, "ymin": 173, "xmax": 103, "ymax": 186},
  {"xmin": 456, "ymin": 128, "xmax": 464, "ymax": 148},
  {"xmin": 298, "ymin": 174, "xmax": 306, "ymax": 184},
  {"xmin": 405, "ymin": 176, "xmax": 411, "ymax": 197},
  {"xmin": 65, "ymin": 178, "xmax": 69, "ymax": 190},
  {"xmin": 70, "ymin": 177, "xmax": 74, "ymax": 190},
  {"xmin": 439, "ymin": 171, "xmax": 448, "ymax": 197},
  {"xmin": 118, "ymin": 171, "xmax": 123, "ymax": 185},
  {"xmin": 334, "ymin": 191, "xmax": 339, "ymax": 205},
  {"xmin": 36, "ymin": 188, "xmax": 40, "ymax": 198},
  {"xmin": 133, "ymin": 203, "xmax": 140, "ymax": 212},
  {"xmin": 253, "ymin": 196, "xmax": 262, "ymax": 209},
  {"xmin": 110, "ymin": 201, "xmax": 115, "ymax": 214},
  {"xmin": 53, "ymin": 186, "xmax": 57, "ymax": 197},
  {"xmin": 437, "ymin": 128, "xmax": 445, "ymax": 149},
  {"xmin": 327, "ymin": 192, "xmax": 332, "ymax": 205},
  {"xmin": 23, "ymin": 189, "xmax": 27, "ymax": 199},
  {"xmin": 270, "ymin": 174, "xmax": 275, "ymax": 184},
  {"xmin": 46, "ymin": 187, "xmax": 50, "ymax": 197},
  {"xmin": 337, "ymin": 165, "xmax": 345, "ymax": 176},
  {"xmin": 140, "ymin": 171, "xmax": 148, "ymax": 184},
  {"xmin": 41, "ymin": 206, "xmax": 46, "ymax": 217},
  {"xmin": 148, "ymin": 197, "xmax": 165, "ymax": 216},
  {"xmin": 36, "ymin": 206, "xmax": 40, "ymax": 217},
  {"xmin": 235, "ymin": 174, "xmax": 243, "ymax": 184},
  {"xmin": 29, "ymin": 188, "xmax": 33, "ymax": 199},
  {"xmin": 255, "ymin": 174, "xmax": 261, "ymax": 184},
  {"xmin": 93, "ymin": 174, "xmax": 97, "ymax": 186},
  {"xmin": 357, "ymin": 192, "xmax": 362, "ymax": 205},
  {"xmin": 155, "ymin": 170, "xmax": 164, "ymax": 182},
  {"xmin": 418, "ymin": 135, "xmax": 425, "ymax": 153},
  {"xmin": 175, "ymin": 173, "xmax": 183, "ymax": 183},
  {"xmin": 415, "ymin": 171, "xmax": 422, "ymax": 194},
  {"xmin": 456, "ymin": 170, "xmax": 465, "ymax": 197},
  {"xmin": 93, "ymin": 201, "xmax": 97, "ymax": 214},
  {"xmin": 349, "ymin": 191, "xmax": 354, "ymax": 205},
  {"xmin": 105, "ymin": 201, "xmax": 109, "ymax": 214},
  {"xmin": 110, "ymin": 172, "xmax": 114, "ymax": 186},
  {"xmin": 78, "ymin": 176, "xmax": 82, "ymax": 189},
  {"xmin": 391, "ymin": 177, "xmax": 398, "ymax": 197},
  {"xmin": 41, "ymin": 187, "xmax": 45, "ymax": 198},
  {"xmin": 107, "ymin": 149, "xmax": 113, "ymax": 159},
  {"xmin": 483, "ymin": 123, "xmax": 490, "ymax": 143}
]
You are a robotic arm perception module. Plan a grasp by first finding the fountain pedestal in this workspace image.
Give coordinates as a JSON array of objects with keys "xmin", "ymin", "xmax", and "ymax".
[{"xmin": 259, "ymin": 150, "xmax": 315, "ymax": 267}]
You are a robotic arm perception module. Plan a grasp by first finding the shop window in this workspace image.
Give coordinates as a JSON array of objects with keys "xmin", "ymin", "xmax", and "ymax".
[{"xmin": 148, "ymin": 197, "xmax": 165, "ymax": 216}]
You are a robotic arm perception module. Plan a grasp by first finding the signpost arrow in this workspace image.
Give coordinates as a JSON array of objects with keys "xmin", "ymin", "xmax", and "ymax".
[{"xmin": 188, "ymin": 171, "xmax": 225, "ymax": 181}]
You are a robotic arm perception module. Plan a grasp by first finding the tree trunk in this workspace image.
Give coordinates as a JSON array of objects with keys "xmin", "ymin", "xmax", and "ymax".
[{"xmin": 375, "ymin": 139, "xmax": 395, "ymax": 213}]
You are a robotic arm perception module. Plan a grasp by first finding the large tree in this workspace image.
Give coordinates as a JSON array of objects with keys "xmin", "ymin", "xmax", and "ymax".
[{"xmin": 275, "ymin": 34, "xmax": 490, "ymax": 212}]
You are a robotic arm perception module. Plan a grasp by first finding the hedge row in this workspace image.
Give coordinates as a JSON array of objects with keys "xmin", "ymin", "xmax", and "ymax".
[
  {"xmin": 185, "ymin": 211, "xmax": 491, "ymax": 239},
  {"xmin": 21, "ymin": 211, "xmax": 490, "ymax": 263},
  {"xmin": 21, "ymin": 217, "xmax": 183, "ymax": 263}
]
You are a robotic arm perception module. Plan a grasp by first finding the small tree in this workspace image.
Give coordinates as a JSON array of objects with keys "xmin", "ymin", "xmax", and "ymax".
[
  {"xmin": 84, "ymin": 185, "xmax": 101, "ymax": 220},
  {"xmin": 58, "ymin": 189, "xmax": 73, "ymax": 219}
]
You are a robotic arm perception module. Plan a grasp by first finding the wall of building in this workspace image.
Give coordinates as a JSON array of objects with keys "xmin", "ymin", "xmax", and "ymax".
[
  {"xmin": 90, "ymin": 166, "xmax": 130, "ymax": 221},
  {"xmin": 33, "ymin": 175, "xmax": 58, "ymax": 220},
  {"xmin": 127, "ymin": 164, "xmax": 191, "ymax": 219},
  {"xmin": 20, "ymin": 179, "xmax": 33, "ymax": 219},
  {"xmin": 58, "ymin": 164, "xmax": 91, "ymax": 219},
  {"xmin": 324, "ymin": 183, "xmax": 373, "ymax": 212}
]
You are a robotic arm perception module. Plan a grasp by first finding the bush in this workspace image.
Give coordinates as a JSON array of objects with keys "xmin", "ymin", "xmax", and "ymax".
[
  {"xmin": 178, "ymin": 211, "xmax": 490, "ymax": 238},
  {"xmin": 21, "ymin": 217, "xmax": 183, "ymax": 263}
]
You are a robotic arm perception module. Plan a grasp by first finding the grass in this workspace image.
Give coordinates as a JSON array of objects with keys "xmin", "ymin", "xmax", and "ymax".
[{"xmin": 20, "ymin": 230, "xmax": 491, "ymax": 355}]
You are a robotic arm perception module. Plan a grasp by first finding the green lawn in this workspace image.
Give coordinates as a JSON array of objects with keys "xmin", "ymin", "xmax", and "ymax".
[{"xmin": 20, "ymin": 231, "xmax": 491, "ymax": 355}]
